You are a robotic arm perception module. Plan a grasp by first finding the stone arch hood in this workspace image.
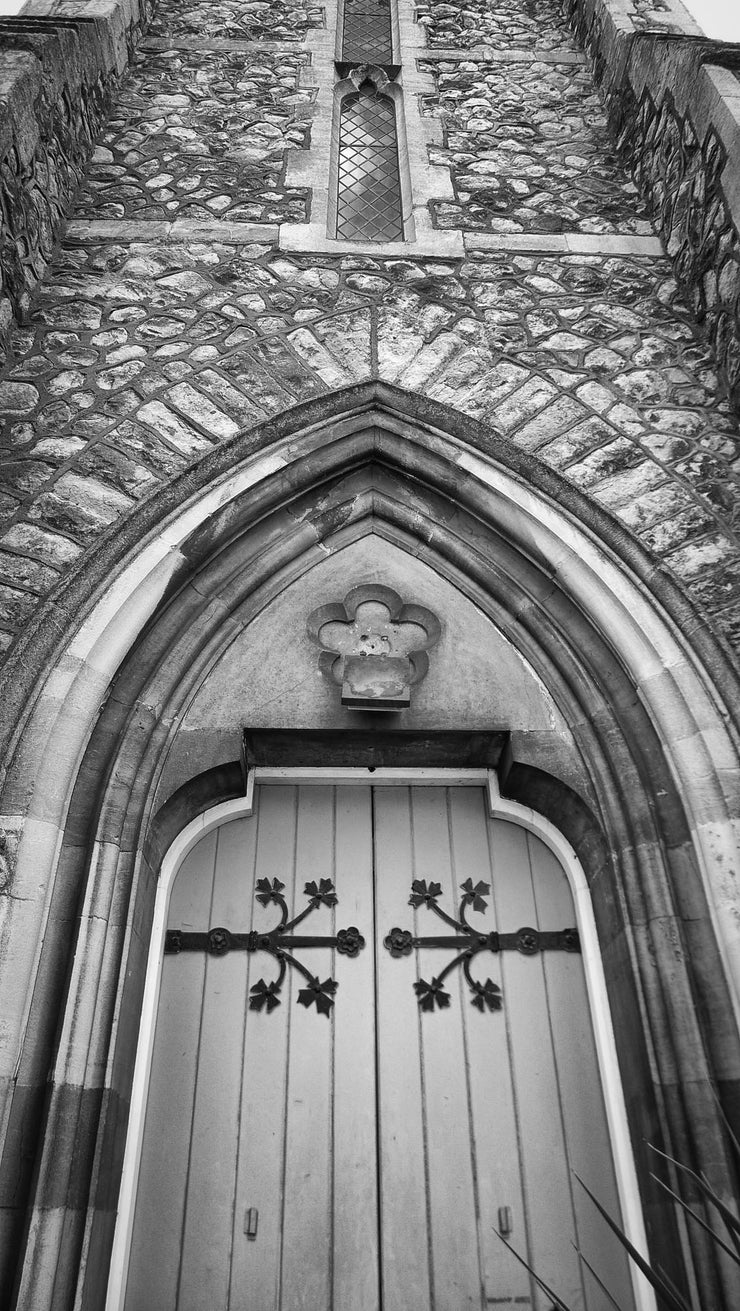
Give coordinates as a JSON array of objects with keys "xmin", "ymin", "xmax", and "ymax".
[
  {"xmin": 181, "ymin": 534, "xmax": 567, "ymax": 732},
  {"xmin": 0, "ymin": 380, "xmax": 736, "ymax": 761}
]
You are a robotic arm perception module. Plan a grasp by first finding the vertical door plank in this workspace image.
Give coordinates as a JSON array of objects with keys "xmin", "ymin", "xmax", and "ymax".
[
  {"xmin": 448, "ymin": 787, "xmax": 531, "ymax": 1308},
  {"xmin": 374, "ymin": 786, "xmax": 433, "ymax": 1311},
  {"xmin": 532, "ymin": 833, "xmax": 635, "ymax": 1311},
  {"xmin": 279, "ymin": 786, "xmax": 335, "ymax": 1311},
  {"xmin": 333, "ymin": 786, "xmax": 380, "ymax": 1311},
  {"xmin": 411, "ymin": 787, "xmax": 484, "ymax": 1310},
  {"xmin": 230, "ymin": 787, "xmax": 297, "ymax": 1311},
  {"xmin": 490, "ymin": 818, "xmax": 584, "ymax": 1310},
  {"xmin": 179, "ymin": 817, "xmax": 258, "ymax": 1311},
  {"xmin": 125, "ymin": 831, "xmax": 217, "ymax": 1311}
]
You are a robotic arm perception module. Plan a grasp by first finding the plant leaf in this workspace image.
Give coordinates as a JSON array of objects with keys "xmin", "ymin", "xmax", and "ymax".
[
  {"xmin": 650, "ymin": 1171, "xmax": 740, "ymax": 1266},
  {"xmin": 656, "ymin": 1261, "xmax": 701, "ymax": 1311},
  {"xmin": 571, "ymin": 1242, "xmax": 625, "ymax": 1311},
  {"xmin": 574, "ymin": 1173, "xmax": 692, "ymax": 1311},
  {"xmin": 648, "ymin": 1143, "xmax": 740, "ymax": 1255},
  {"xmin": 493, "ymin": 1232, "xmax": 573, "ymax": 1310}
]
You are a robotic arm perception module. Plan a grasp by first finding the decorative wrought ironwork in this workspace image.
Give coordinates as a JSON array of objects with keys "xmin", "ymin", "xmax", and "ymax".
[
  {"xmin": 341, "ymin": 0, "xmax": 393, "ymax": 63},
  {"xmin": 384, "ymin": 878, "xmax": 580, "ymax": 1013},
  {"xmin": 336, "ymin": 82, "xmax": 403, "ymax": 243},
  {"xmin": 165, "ymin": 877, "xmax": 365, "ymax": 1016}
]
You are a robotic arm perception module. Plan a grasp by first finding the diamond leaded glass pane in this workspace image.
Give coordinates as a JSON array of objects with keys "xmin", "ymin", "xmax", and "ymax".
[
  {"xmin": 336, "ymin": 86, "xmax": 403, "ymax": 243},
  {"xmin": 342, "ymin": 0, "xmax": 393, "ymax": 62}
]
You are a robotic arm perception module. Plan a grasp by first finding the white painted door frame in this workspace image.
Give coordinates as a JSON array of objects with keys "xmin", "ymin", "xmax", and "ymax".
[{"xmin": 106, "ymin": 766, "xmax": 655, "ymax": 1311}]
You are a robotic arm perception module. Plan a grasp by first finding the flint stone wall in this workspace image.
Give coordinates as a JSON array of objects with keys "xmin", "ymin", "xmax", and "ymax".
[
  {"xmin": 0, "ymin": 0, "xmax": 153, "ymax": 342},
  {"xmin": 421, "ymin": 57, "xmax": 653, "ymax": 234},
  {"xmin": 1, "ymin": 240, "xmax": 737, "ymax": 651},
  {"xmin": 1, "ymin": 0, "xmax": 740, "ymax": 1306},
  {"xmin": 566, "ymin": 0, "xmax": 740, "ymax": 413},
  {"xmin": 0, "ymin": 0, "xmax": 738, "ymax": 686},
  {"xmin": 75, "ymin": 47, "xmax": 314, "ymax": 225}
]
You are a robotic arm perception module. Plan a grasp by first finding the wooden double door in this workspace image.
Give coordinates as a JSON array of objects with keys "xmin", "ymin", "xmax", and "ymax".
[{"xmin": 124, "ymin": 785, "xmax": 636, "ymax": 1311}]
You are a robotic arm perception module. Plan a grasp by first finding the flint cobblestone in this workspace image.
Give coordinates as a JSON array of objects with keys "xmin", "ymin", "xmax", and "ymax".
[
  {"xmin": 0, "ymin": 0, "xmax": 738, "ymax": 671},
  {"xmin": 75, "ymin": 48, "xmax": 314, "ymax": 225},
  {"xmin": 0, "ymin": 240, "xmax": 737, "ymax": 650},
  {"xmin": 148, "ymin": 0, "xmax": 324, "ymax": 42},
  {"xmin": 0, "ymin": 4, "xmax": 154, "ymax": 344},
  {"xmin": 416, "ymin": 0, "xmax": 573, "ymax": 51},
  {"xmin": 423, "ymin": 60, "xmax": 650, "ymax": 235}
]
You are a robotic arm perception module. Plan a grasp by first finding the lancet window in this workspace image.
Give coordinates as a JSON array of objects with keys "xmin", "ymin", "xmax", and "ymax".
[
  {"xmin": 340, "ymin": 0, "xmax": 394, "ymax": 64},
  {"xmin": 333, "ymin": 0, "xmax": 406, "ymax": 243},
  {"xmin": 335, "ymin": 80, "xmax": 404, "ymax": 243}
]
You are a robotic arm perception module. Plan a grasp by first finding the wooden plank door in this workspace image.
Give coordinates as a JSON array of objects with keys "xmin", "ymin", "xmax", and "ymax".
[
  {"xmin": 125, "ymin": 785, "xmax": 380, "ymax": 1311},
  {"xmin": 124, "ymin": 783, "xmax": 636, "ymax": 1311},
  {"xmin": 374, "ymin": 785, "xmax": 636, "ymax": 1311}
]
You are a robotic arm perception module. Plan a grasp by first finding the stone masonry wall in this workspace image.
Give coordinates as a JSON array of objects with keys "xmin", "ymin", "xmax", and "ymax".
[
  {"xmin": 0, "ymin": 0, "xmax": 738, "ymax": 691},
  {"xmin": 566, "ymin": 0, "xmax": 740, "ymax": 413},
  {"xmin": 421, "ymin": 57, "xmax": 653, "ymax": 234},
  {"xmin": 2, "ymin": 238, "xmax": 737, "ymax": 643},
  {"xmin": 0, "ymin": 0, "xmax": 152, "ymax": 344},
  {"xmin": 75, "ymin": 47, "xmax": 314, "ymax": 224},
  {"xmin": 0, "ymin": 0, "xmax": 739, "ymax": 1302}
]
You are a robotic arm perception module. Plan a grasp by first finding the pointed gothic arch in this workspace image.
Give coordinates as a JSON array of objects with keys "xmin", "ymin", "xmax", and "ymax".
[{"xmin": 2, "ymin": 383, "xmax": 739, "ymax": 1309}]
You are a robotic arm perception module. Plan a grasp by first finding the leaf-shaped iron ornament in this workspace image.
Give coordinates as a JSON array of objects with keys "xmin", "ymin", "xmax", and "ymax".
[
  {"xmin": 414, "ymin": 977, "xmax": 451, "ymax": 1012},
  {"xmin": 164, "ymin": 877, "xmax": 365, "ymax": 1017},
  {"xmin": 255, "ymin": 877, "xmax": 285, "ymax": 907},
  {"xmin": 297, "ymin": 977, "xmax": 338, "ymax": 1015},
  {"xmin": 384, "ymin": 878, "xmax": 581, "ymax": 1013}
]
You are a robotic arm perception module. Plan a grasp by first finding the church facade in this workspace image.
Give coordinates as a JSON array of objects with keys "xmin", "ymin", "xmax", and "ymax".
[{"xmin": 0, "ymin": 0, "xmax": 739, "ymax": 1306}]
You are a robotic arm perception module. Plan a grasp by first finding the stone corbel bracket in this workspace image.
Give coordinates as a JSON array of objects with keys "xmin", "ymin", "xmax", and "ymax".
[{"xmin": 307, "ymin": 583, "xmax": 442, "ymax": 711}]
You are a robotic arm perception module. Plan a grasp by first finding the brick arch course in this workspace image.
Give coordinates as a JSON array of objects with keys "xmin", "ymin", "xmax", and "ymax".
[{"xmin": 1, "ymin": 394, "xmax": 739, "ymax": 1309}]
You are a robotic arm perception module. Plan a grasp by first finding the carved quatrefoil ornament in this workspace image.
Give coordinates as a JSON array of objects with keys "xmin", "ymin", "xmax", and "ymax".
[{"xmin": 307, "ymin": 584, "xmax": 442, "ymax": 711}]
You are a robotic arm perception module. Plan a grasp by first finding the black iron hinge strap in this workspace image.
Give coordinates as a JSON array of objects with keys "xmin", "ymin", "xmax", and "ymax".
[
  {"xmin": 164, "ymin": 877, "xmax": 365, "ymax": 1017},
  {"xmin": 383, "ymin": 878, "xmax": 580, "ymax": 1013}
]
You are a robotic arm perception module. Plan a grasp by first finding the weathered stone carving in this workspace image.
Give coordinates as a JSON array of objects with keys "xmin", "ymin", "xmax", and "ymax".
[{"xmin": 308, "ymin": 584, "xmax": 442, "ymax": 710}]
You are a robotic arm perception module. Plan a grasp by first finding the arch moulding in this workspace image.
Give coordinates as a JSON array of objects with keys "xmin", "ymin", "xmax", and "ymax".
[{"xmin": 0, "ymin": 383, "xmax": 738, "ymax": 1311}]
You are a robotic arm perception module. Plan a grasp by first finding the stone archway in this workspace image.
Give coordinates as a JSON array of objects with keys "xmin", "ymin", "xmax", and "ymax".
[{"xmin": 1, "ymin": 386, "xmax": 739, "ymax": 1310}]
